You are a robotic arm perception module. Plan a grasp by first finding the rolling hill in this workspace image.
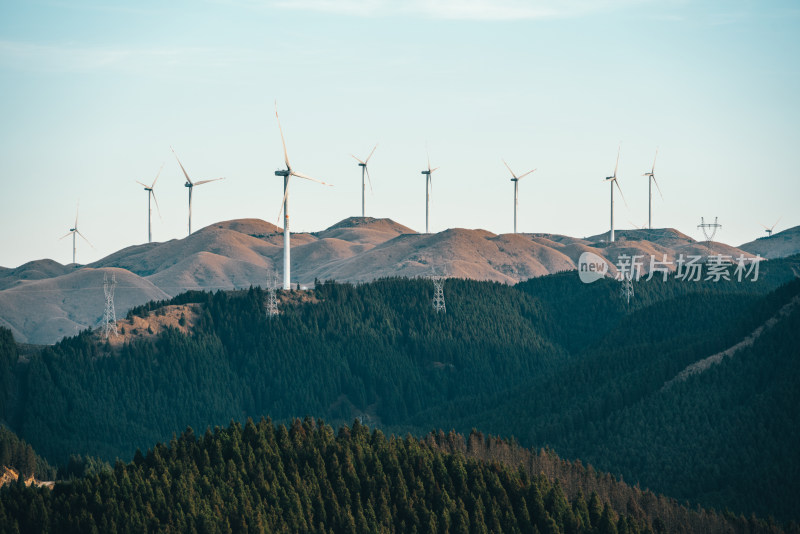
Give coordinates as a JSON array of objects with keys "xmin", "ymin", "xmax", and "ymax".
[
  {"xmin": 739, "ymin": 224, "xmax": 800, "ymax": 259},
  {"xmin": 0, "ymin": 217, "xmax": 785, "ymax": 344}
]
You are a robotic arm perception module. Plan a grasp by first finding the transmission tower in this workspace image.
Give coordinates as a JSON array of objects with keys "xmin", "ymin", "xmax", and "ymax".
[
  {"xmin": 266, "ymin": 270, "xmax": 279, "ymax": 318},
  {"xmin": 102, "ymin": 273, "xmax": 118, "ymax": 338},
  {"xmin": 431, "ymin": 276, "xmax": 446, "ymax": 314},
  {"xmin": 698, "ymin": 216, "xmax": 722, "ymax": 252},
  {"xmin": 620, "ymin": 271, "xmax": 634, "ymax": 305}
]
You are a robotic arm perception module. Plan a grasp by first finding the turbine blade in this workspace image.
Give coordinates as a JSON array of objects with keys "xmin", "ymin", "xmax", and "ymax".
[
  {"xmin": 193, "ymin": 177, "xmax": 224, "ymax": 186},
  {"xmin": 615, "ymin": 178, "xmax": 628, "ymax": 208},
  {"xmin": 77, "ymin": 230, "xmax": 94, "ymax": 248},
  {"xmin": 759, "ymin": 223, "xmax": 770, "ymax": 230},
  {"xmin": 365, "ymin": 143, "xmax": 378, "ymax": 163},
  {"xmin": 517, "ymin": 168, "xmax": 537, "ymax": 180},
  {"xmin": 652, "ymin": 175, "xmax": 664, "ymax": 200},
  {"xmin": 502, "ymin": 159, "xmax": 517, "ymax": 179},
  {"xmin": 366, "ymin": 165, "xmax": 374, "ymax": 194},
  {"xmin": 427, "ymin": 149, "xmax": 431, "ymax": 173},
  {"xmin": 275, "ymin": 101, "xmax": 291, "ymax": 169},
  {"xmin": 151, "ymin": 162, "xmax": 165, "ymax": 188},
  {"xmin": 75, "ymin": 202, "xmax": 80, "ymax": 228},
  {"xmin": 151, "ymin": 190, "xmax": 162, "ymax": 220},
  {"xmin": 59, "ymin": 231, "xmax": 73, "ymax": 240},
  {"xmin": 135, "ymin": 180, "xmax": 149, "ymax": 188},
  {"xmin": 613, "ymin": 145, "xmax": 620, "ymax": 178},
  {"xmin": 430, "ymin": 167, "xmax": 440, "ymax": 173},
  {"xmin": 276, "ymin": 179, "xmax": 291, "ymax": 224},
  {"xmin": 291, "ymin": 170, "xmax": 330, "ymax": 186},
  {"xmin": 171, "ymin": 146, "xmax": 193, "ymax": 184},
  {"xmin": 651, "ymin": 148, "xmax": 659, "ymax": 173},
  {"xmin": 351, "ymin": 154, "xmax": 365, "ymax": 165},
  {"xmin": 772, "ymin": 216, "xmax": 782, "ymax": 231}
]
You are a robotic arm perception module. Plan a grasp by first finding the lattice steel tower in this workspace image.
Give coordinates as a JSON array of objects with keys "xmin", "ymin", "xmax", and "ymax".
[
  {"xmin": 102, "ymin": 273, "xmax": 118, "ymax": 338},
  {"xmin": 266, "ymin": 270, "xmax": 279, "ymax": 318},
  {"xmin": 620, "ymin": 271, "xmax": 634, "ymax": 305},
  {"xmin": 698, "ymin": 216, "xmax": 722, "ymax": 252},
  {"xmin": 432, "ymin": 276, "xmax": 446, "ymax": 314}
]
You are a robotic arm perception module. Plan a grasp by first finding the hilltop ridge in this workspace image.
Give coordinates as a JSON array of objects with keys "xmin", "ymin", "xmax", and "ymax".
[{"xmin": 0, "ymin": 217, "xmax": 792, "ymax": 344}]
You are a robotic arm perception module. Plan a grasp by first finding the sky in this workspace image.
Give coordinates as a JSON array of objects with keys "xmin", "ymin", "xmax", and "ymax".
[{"xmin": 1, "ymin": 0, "xmax": 798, "ymax": 268}]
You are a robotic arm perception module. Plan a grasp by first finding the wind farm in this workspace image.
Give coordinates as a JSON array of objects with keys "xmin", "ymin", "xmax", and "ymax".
[
  {"xmin": 20, "ymin": 114, "xmax": 796, "ymax": 297},
  {"xmin": 1, "ymin": 3, "xmax": 799, "ymax": 530}
]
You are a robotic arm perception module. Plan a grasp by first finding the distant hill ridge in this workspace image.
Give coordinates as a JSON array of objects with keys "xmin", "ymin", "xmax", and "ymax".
[{"xmin": 0, "ymin": 217, "xmax": 795, "ymax": 344}]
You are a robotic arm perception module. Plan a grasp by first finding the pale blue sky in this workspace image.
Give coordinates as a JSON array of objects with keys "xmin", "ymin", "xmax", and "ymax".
[{"xmin": 1, "ymin": 0, "xmax": 798, "ymax": 267}]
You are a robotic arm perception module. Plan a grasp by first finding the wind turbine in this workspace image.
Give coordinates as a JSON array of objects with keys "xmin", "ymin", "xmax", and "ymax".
[
  {"xmin": 642, "ymin": 149, "xmax": 663, "ymax": 229},
  {"xmin": 136, "ymin": 163, "xmax": 163, "ymax": 243},
  {"xmin": 351, "ymin": 144, "xmax": 377, "ymax": 218},
  {"xmin": 171, "ymin": 147, "xmax": 224, "ymax": 235},
  {"xmin": 60, "ymin": 203, "xmax": 92, "ymax": 265},
  {"xmin": 274, "ymin": 103, "xmax": 331, "ymax": 290},
  {"xmin": 604, "ymin": 145, "xmax": 627, "ymax": 243},
  {"xmin": 503, "ymin": 159, "xmax": 536, "ymax": 234},
  {"xmin": 760, "ymin": 217, "xmax": 781, "ymax": 237},
  {"xmin": 420, "ymin": 152, "xmax": 439, "ymax": 234}
]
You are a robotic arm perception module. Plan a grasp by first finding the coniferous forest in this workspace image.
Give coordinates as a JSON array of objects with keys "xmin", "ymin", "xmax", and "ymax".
[
  {"xmin": 1, "ymin": 418, "xmax": 796, "ymax": 533},
  {"xmin": 0, "ymin": 255, "xmax": 799, "ymax": 530}
]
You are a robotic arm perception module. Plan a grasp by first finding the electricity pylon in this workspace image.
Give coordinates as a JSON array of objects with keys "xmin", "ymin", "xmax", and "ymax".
[{"xmin": 102, "ymin": 273, "xmax": 118, "ymax": 338}]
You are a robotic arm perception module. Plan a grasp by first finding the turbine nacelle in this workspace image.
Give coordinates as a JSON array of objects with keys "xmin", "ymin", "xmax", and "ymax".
[{"xmin": 275, "ymin": 170, "xmax": 290, "ymax": 177}]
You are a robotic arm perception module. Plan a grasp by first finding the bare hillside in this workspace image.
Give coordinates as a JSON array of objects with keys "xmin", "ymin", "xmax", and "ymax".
[
  {"xmin": 0, "ymin": 267, "xmax": 168, "ymax": 344},
  {"xmin": 739, "ymin": 225, "xmax": 800, "ymax": 259},
  {"xmin": 0, "ymin": 218, "xmax": 762, "ymax": 344}
]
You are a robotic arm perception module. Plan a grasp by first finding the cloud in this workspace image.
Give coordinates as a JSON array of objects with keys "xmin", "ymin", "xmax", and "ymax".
[{"xmin": 268, "ymin": 0, "xmax": 642, "ymax": 20}]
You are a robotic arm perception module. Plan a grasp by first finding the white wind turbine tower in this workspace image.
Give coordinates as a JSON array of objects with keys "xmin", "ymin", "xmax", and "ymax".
[
  {"xmin": 604, "ymin": 145, "xmax": 627, "ymax": 243},
  {"xmin": 136, "ymin": 163, "xmax": 164, "ymax": 243},
  {"xmin": 60, "ymin": 203, "xmax": 92, "ymax": 265},
  {"xmin": 171, "ymin": 147, "xmax": 224, "ymax": 235},
  {"xmin": 642, "ymin": 149, "xmax": 663, "ymax": 229},
  {"xmin": 420, "ymin": 152, "xmax": 440, "ymax": 234},
  {"xmin": 352, "ymin": 144, "xmax": 377, "ymax": 218},
  {"xmin": 274, "ymin": 103, "xmax": 331, "ymax": 290},
  {"xmin": 503, "ymin": 159, "xmax": 536, "ymax": 234}
]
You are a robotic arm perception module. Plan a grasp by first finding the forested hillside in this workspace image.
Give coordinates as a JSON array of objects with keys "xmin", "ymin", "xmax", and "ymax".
[
  {"xmin": 0, "ymin": 255, "xmax": 798, "ymax": 521},
  {"xmin": 1, "ymin": 419, "xmax": 795, "ymax": 533}
]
